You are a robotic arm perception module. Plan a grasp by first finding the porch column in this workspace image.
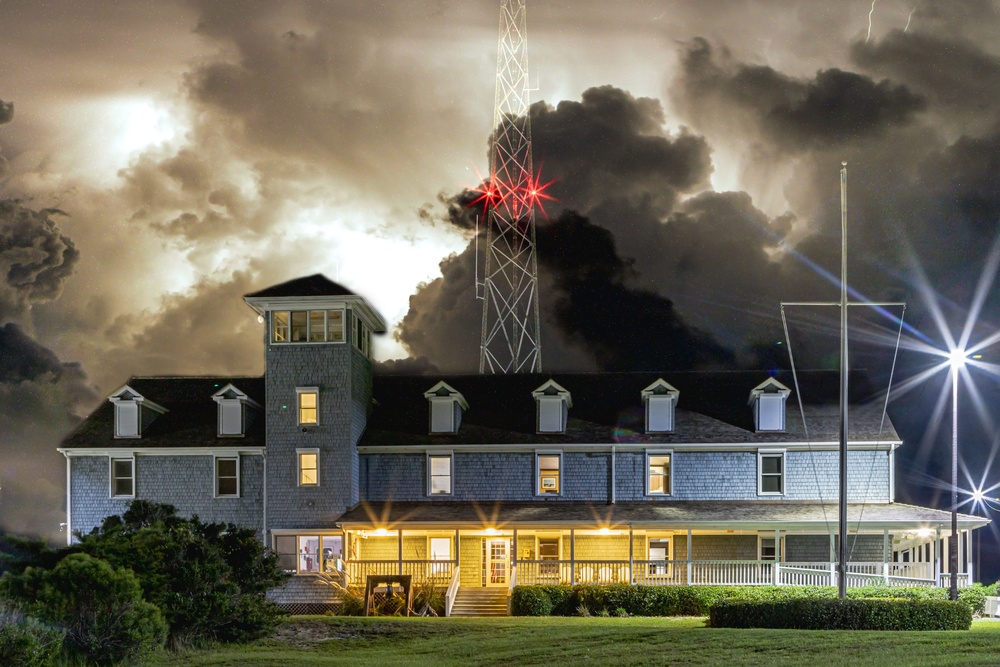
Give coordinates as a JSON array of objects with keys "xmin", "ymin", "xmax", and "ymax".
[
  {"xmin": 570, "ymin": 529, "xmax": 576, "ymax": 585},
  {"xmin": 512, "ymin": 529, "xmax": 518, "ymax": 570},
  {"xmin": 959, "ymin": 529, "xmax": 965, "ymax": 582},
  {"xmin": 773, "ymin": 529, "xmax": 781, "ymax": 586},
  {"xmin": 883, "ymin": 529, "xmax": 890, "ymax": 584},
  {"xmin": 455, "ymin": 529, "xmax": 460, "ymax": 571},
  {"xmin": 686, "ymin": 529, "xmax": 692, "ymax": 586},
  {"xmin": 398, "ymin": 529, "xmax": 403, "ymax": 576},
  {"xmin": 967, "ymin": 530, "xmax": 974, "ymax": 584},
  {"xmin": 829, "ymin": 533, "xmax": 836, "ymax": 587},
  {"xmin": 933, "ymin": 527, "xmax": 941, "ymax": 585},
  {"xmin": 628, "ymin": 523, "xmax": 634, "ymax": 585}
]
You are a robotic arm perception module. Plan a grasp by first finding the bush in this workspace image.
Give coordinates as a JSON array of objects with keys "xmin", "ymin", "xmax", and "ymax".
[
  {"xmin": 413, "ymin": 581, "xmax": 446, "ymax": 616},
  {"xmin": 1, "ymin": 553, "xmax": 166, "ymax": 665},
  {"xmin": 0, "ymin": 606, "xmax": 64, "ymax": 667},
  {"xmin": 509, "ymin": 584, "xmax": 987, "ymax": 618},
  {"xmin": 511, "ymin": 586, "xmax": 553, "ymax": 616},
  {"xmin": 77, "ymin": 501, "xmax": 288, "ymax": 644},
  {"xmin": 709, "ymin": 598, "xmax": 972, "ymax": 630}
]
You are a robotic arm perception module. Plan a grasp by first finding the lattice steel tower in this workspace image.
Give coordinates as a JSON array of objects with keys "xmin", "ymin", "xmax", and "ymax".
[{"xmin": 479, "ymin": 0, "xmax": 542, "ymax": 374}]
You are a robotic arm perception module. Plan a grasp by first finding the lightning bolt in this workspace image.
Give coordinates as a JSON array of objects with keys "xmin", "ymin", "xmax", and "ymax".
[
  {"xmin": 866, "ymin": 0, "xmax": 877, "ymax": 43},
  {"xmin": 904, "ymin": 4, "xmax": 917, "ymax": 32}
]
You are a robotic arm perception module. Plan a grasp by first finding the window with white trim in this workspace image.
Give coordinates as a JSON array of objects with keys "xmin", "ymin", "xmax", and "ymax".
[
  {"xmin": 537, "ymin": 453, "xmax": 561, "ymax": 495},
  {"xmin": 298, "ymin": 449, "xmax": 319, "ymax": 486},
  {"xmin": 647, "ymin": 537, "xmax": 672, "ymax": 576},
  {"xmin": 215, "ymin": 456, "xmax": 239, "ymax": 497},
  {"xmin": 759, "ymin": 536, "xmax": 781, "ymax": 561},
  {"xmin": 427, "ymin": 454, "xmax": 452, "ymax": 496},
  {"xmin": 274, "ymin": 534, "xmax": 342, "ymax": 574},
  {"xmin": 297, "ymin": 387, "xmax": 319, "ymax": 425},
  {"xmin": 353, "ymin": 314, "xmax": 371, "ymax": 357},
  {"xmin": 758, "ymin": 451, "xmax": 785, "ymax": 495},
  {"xmin": 646, "ymin": 451, "xmax": 672, "ymax": 495},
  {"xmin": 110, "ymin": 458, "xmax": 135, "ymax": 498},
  {"xmin": 429, "ymin": 536, "xmax": 453, "ymax": 574},
  {"xmin": 271, "ymin": 309, "xmax": 345, "ymax": 344}
]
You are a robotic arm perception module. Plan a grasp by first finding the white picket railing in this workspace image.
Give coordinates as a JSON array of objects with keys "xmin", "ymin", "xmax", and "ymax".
[{"xmin": 445, "ymin": 566, "xmax": 461, "ymax": 617}]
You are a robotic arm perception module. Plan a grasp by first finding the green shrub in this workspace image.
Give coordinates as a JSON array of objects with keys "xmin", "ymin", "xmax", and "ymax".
[
  {"xmin": 510, "ymin": 584, "xmax": 987, "ymax": 618},
  {"xmin": 413, "ymin": 581, "xmax": 446, "ymax": 616},
  {"xmin": 511, "ymin": 586, "xmax": 553, "ymax": 616},
  {"xmin": 338, "ymin": 587, "xmax": 367, "ymax": 616},
  {"xmin": 709, "ymin": 598, "xmax": 972, "ymax": 630},
  {"xmin": 0, "ymin": 553, "xmax": 166, "ymax": 665},
  {"xmin": 0, "ymin": 607, "xmax": 64, "ymax": 667}
]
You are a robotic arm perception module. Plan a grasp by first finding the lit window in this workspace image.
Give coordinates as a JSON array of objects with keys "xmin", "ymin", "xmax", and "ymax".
[
  {"xmin": 111, "ymin": 458, "xmax": 134, "ymax": 498},
  {"xmin": 298, "ymin": 450, "xmax": 319, "ymax": 486},
  {"xmin": 648, "ymin": 537, "xmax": 671, "ymax": 575},
  {"xmin": 271, "ymin": 310, "xmax": 346, "ymax": 344},
  {"xmin": 272, "ymin": 311, "xmax": 289, "ymax": 342},
  {"xmin": 287, "ymin": 535, "xmax": 341, "ymax": 574},
  {"xmin": 215, "ymin": 457, "xmax": 239, "ymax": 497},
  {"xmin": 537, "ymin": 453, "xmax": 561, "ymax": 495},
  {"xmin": 428, "ymin": 454, "xmax": 452, "ymax": 496},
  {"xmin": 327, "ymin": 310, "xmax": 344, "ymax": 342},
  {"xmin": 758, "ymin": 451, "xmax": 785, "ymax": 495},
  {"xmin": 429, "ymin": 537, "xmax": 452, "ymax": 575},
  {"xmin": 647, "ymin": 453, "xmax": 671, "ymax": 495},
  {"xmin": 297, "ymin": 388, "xmax": 318, "ymax": 425}
]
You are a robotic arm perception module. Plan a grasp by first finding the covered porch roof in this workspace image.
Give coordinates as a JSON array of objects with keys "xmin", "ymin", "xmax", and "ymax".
[{"xmin": 337, "ymin": 501, "xmax": 990, "ymax": 533}]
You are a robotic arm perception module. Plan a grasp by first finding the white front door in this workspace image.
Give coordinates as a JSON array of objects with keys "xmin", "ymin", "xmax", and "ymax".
[{"xmin": 485, "ymin": 538, "xmax": 509, "ymax": 586}]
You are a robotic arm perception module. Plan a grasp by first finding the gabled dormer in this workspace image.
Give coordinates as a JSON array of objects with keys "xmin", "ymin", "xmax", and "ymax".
[
  {"xmin": 108, "ymin": 385, "xmax": 167, "ymax": 439},
  {"xmin": 532, "ymin": 379, "xmax": 572, "ymax": 434},
  {"xmin": 212, "ymin": 383, "xmax": 262, "ymax": 437},
  {"xmin": 423, "ymin": 381, "xmax": 468, "ymax": 435},
  {"xmin": 749, "ymin": 377, "xmax": 791, "ymax": 432},
  {"xmin": 641, "ymin": 378, "xmax": 680, "ymax": 433}
]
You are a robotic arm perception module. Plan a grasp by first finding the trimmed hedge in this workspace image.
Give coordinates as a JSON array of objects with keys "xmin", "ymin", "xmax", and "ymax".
[
  {"xmin": 510, "ymin": 584, "xmax": 991, "ymax": 617},
  {"xmin": 709, "ymin": 598, "xmax": 972, "ymax": 630}
]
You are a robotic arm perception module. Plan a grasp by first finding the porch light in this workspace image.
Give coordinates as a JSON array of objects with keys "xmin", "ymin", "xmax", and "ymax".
[
  {"xmin": 373, "ymin": 528, "xmax": 389, "ymax": 537},
  {"xmin": 483, "ymin": 527, "xmax": 499, "ymax": 535},
  {"xmin": 916, "ymin": 528, "xmax": 934, "ymax": 538},
  {"xmin": 597, "ymin": 527, "xmax": 611, "ymax": 535}
]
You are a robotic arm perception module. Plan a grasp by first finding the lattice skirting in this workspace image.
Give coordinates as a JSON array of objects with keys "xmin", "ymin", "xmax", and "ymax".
[{"xmin": 279, "ymin": 602, "xmax": 342, "ymax": 616}]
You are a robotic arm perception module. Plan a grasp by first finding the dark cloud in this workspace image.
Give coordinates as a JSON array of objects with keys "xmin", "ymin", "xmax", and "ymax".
[
  {"xmin": 0, "ymin": 200, "xmax": 79, "ymax": 319},
  {"xmin": 0, "ymin": 322, "xmax": 67, "ymax": 383},
  {"xmin": 375, "ymin": 356, "xmax": 440, "ymax": 376},
  {"xmin": 0, "ymin": 100, "xmax": 12, "ymax": 125},
  {"xmin": 673, "ymin": 38, "xmax": 926, "ymax": 153},
  {"xmin": 852, "ymin": 30, "xmax": 1000, "ymax": 132}
]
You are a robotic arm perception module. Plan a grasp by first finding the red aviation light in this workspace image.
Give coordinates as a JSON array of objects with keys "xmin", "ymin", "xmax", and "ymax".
[{"xmin": 467, "ymin": 165, "xmax": 557, "ymax": 220}]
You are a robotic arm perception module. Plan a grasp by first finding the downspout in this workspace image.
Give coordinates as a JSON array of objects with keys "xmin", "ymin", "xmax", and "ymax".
[
  {"xmin": 64, "ymin": 452, "xmax": 72, "ymax": 546},
  {"xmin": 889, "ymin": 446, "xmax": 895, "ymax": 503},
  {"xmin": 262, "ymin": 450, "xmax": 268, "ymax": 547},
  {"xmin": 610, "ymin": 445, "xmax": 616, "ymax": 505}
]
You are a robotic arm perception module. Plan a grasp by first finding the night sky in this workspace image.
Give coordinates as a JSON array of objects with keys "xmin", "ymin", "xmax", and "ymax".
[{"xmin": 2, "ymin": 1, "xmax": 1000, "ymax": 579}]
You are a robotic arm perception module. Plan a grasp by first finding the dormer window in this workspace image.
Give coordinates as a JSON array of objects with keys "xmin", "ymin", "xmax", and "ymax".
[
  {"xmin": 641, "ymin": 379, "xmax": 680, "ymax": 433},
  {"xmin": 108, "ymin": 385, "xmax": 166, "ymax": 439},
  {"xmin": 423, "ymin": 381, "xmax": 468, "ymax": 434},
  {"xmin": 212, "ymin": 384, "xmax": 261, "ymax": 437},
  {"xmin": 532, "ymin": 380, "xmax": 572, "ymax": 434},
  {"xmin": 749, "ymin": 378, "xmax": 791, "ymax": 432}
]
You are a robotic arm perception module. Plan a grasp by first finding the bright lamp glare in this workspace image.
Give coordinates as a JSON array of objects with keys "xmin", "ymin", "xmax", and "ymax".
[{"xmin": 947, "ymin": 349, "xmax": 968, "ymax": 369}]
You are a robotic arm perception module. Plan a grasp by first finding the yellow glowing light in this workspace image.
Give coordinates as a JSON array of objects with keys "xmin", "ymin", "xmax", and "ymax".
[
  {"xmin": 916, "ymin": 528, "xmax": 934, "ymax": 538},
  {"xmin": 373, "ymin": 528, "xmax": 389, "ymax": 537},
  {"xmin": 597, "ymin": 527, "xmax": 611, "ymax": 535},
  {"xmin": 483, "ymin": 527, "xmax": 499, "ymax": 535}
]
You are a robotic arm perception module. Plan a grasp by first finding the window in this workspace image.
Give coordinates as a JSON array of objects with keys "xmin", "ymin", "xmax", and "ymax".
[
  {"xmin": 110, "ymin": 458, "xmax": 134, "ymax": 498},
  {"xmin": 758, "ymin": 451, "xmax": 785, "ymax": 495},
  {"xmin": 428, "ymin": 454, "xmax": 452, "ymax": 496},
  {"xmin": 646, "ymin": 452, "xmax": 671, "ymax": 495},
  {"xmin": 429, "ymin": 537, "xmax": 452, "ymax": 575},
  {"xmin": 298, "ymin": 449, "xmax": 319, "ymax": 486},
  {"xmin": 297, "ymin": 388, "xmax": 318, "ymax": 425},
  {"xmin": 283, "ymin": 535, "xmax": 341, "ymax": 574},
  {"xmin": 215, "ymin": 457, "xmax": 239, "ymax": 497},
  {"xmin": 353, "ymin": 315, "xmax": 370, "ymax": 357},
  {"xmin": 759, "ymin": 537, "xmax": 778, "ymax": 561},
  {"xmin": 271, "ymin": 309, "xmax": 346, "ymax": 344},
  {"xmin": 537, "ymin": 453, "xmax": 561, "ymax": 495}
]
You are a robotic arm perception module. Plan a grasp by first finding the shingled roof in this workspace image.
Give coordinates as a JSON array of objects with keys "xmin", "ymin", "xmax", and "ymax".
[
  {"xmin": 359, "ymin": 370, "xmax": 900, "ymax": 447},
  {"xmin": 243, "ymin": 274, "xmax": 355, "ymax": 298},
  {"xmin": 61, "ymin": 376, "xmax": 265, "ymax": 449}
]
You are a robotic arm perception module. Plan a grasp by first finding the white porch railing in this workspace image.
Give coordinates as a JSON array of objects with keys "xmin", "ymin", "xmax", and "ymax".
[
  {"xmin": 507, "ymin": 565, "xmax": 517, "ymax": 616},
  {"xmin": 345, "ymin": 559, "xmax": 455, "ymax": 585},
  {"xmin": 445, "ymin": 566, "xmax": 461, "ymax": 617}
]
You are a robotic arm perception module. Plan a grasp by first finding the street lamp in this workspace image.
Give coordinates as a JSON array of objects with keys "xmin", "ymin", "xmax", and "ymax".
[{"xmin": 947, "ymin": 348, "xmax": 967, "ymax": 601}]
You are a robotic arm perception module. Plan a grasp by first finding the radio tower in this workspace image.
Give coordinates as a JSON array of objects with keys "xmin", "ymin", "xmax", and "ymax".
[{"xmin": 478, "ymin": 0, "xmax": 542, "ymax": 374}]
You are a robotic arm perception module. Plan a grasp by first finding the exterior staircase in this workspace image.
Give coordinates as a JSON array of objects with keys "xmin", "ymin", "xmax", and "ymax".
[{"xmin": 449, "ymin": 587, "xmax": 509, "ymax": 617}]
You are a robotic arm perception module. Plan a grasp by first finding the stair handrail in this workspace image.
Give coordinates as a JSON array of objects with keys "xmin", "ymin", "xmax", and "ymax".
[
  {"xmin": 445, "ymin": 565, "xmax": 461, "ymax": 617},
  {"xmin": 507, "ymin": 564, "xmax": 517, "ymax": 616}
]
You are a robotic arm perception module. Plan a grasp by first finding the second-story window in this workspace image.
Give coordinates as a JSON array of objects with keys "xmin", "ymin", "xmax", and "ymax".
[
  {"xmin": 353, "ymin": 315, "xmax": 371, "ymax": 357},
  {"xmin": 110, "ymin": 458, "xmax": 135, "ymax": 498},
  {"xmin": 297, "ymin": 388, "xmax": 319, "ymax": 425},
  {"xmin": 758, "ymin": 450, "xmax": 785, "ymax": 495},
  {"xmin": 215, "ymin": 457, "xmax": 239, "ymax": 497},
  {"xmin": 646, "ymin": 452, "xmax": 672, "ymax": 495},
  {"xmin": 537, "ymin": 453, "xmax": 561, "ymax": 495},
  {"xmin": 298, "ymin": 449, "xmax": 319, "ymax": 486},
  {"xmin": 428, "ymin": 454, "xmax": 452, "ymax": 496}
]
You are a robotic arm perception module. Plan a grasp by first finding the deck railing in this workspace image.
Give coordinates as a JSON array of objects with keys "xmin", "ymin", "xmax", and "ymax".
[{"xmin": 343, "ymin": 558, "xmax": 964, "ymax": 589}]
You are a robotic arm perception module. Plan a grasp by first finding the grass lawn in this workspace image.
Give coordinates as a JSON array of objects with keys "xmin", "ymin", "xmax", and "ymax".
[{"xmin": 149, "ymin": 616, "xmax": 1000, "ymax": 667}]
